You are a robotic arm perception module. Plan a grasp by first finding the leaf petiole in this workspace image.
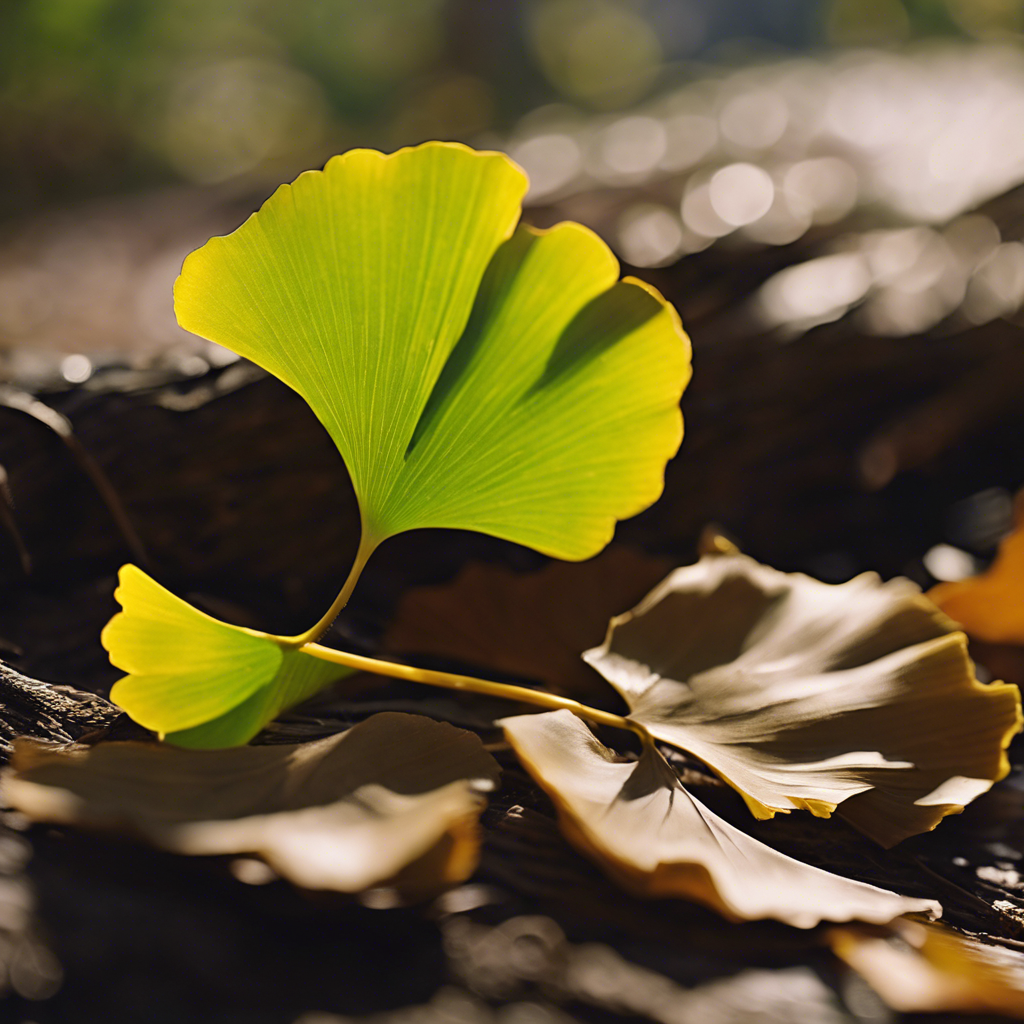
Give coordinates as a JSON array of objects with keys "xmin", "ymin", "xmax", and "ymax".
[
  {"xmin": 302, "ymin": 641, "xmax": 651, "ymax": 742},
  {"xmin": 281, "ymin": 533, "xmax": 380, "ymax": 648}
]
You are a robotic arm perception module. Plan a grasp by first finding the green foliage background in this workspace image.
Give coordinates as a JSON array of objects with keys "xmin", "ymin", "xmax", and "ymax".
[{"xmin": 0, "ymin": 0, "xmax": 1016, "ymax": 218}]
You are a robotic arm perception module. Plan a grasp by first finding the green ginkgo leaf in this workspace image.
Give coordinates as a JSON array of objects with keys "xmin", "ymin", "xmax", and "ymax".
[
  {"xmin": 107, "ymin": 142, "xmax": 690, "ymax": 748},
  {"xmin": 103, "ymin": 565, "xmax": 350, "ymax": 747},
  {"xmin": 174, "ymin": 142, "xmax": 690, "ymax": 561}
]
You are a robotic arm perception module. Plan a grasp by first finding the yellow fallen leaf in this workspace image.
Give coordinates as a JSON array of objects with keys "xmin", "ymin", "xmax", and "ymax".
[
  {"xmin": 930, "ymin": 516, "xmax": 1024, "ymax": 645},
  {"xmin": 830, "ymin": 919, "xmax": 1024, "ymax": 1017}
]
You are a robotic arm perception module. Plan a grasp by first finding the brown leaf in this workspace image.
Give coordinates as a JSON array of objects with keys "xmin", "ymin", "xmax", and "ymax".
[
  {"xmin": 583, "ymin": 554, "xmax": 1022, "ymax": 846},
  {"xmin": 3, "ymin": 712, "xmax": 500, "ymax": 899},
  {"xmin": 501, "ymin": 710, "xmax": 940, "ymax": 928},
  {"xmin": 385, "ymin": 545, "xmax": 672, "ymax": 700}
]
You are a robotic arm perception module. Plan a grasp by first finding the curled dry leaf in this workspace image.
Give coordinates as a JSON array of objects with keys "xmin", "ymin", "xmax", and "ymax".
[
  {"xmin": 501, "ymin": 710, "xmax": 940, "ymax": 928},
  {"xmin": 929, "ymin": 512, "xmax": 1024, "ymax": 645},
  {"xmin": 583, "ymin": 554, "xmax": 1022, "ymax": 847},
  {"xmin": 385, "ymin": 545, "xmax": 672, "ymax": 700},
  {"xmin": 830, "ymin": 920, "xmax": 1024, "ymax": 1016},
  {"xmin": 3, "ymin": 712, "xmax": 500, "ymax": 900}
]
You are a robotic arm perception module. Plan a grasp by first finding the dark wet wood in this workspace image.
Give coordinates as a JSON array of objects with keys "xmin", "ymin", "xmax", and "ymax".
[{"xmin": 0, "ymin": 660, "xmax": 121, "ymax": 757}]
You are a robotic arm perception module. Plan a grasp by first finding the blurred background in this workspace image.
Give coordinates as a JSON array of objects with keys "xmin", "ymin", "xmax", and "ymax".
[{"xmin": 8, "ymin": 0, "xmax": 1024, "ymax": 357}]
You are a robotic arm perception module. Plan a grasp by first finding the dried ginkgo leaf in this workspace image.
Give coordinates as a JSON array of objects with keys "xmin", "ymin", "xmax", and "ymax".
[
  {"xmin": 583, "ymin": 554, "xmax": 1022, "ymax": 847},
  {"xmin": 3, "ymin": 712, "xmax": 500, "ymax": 899},
  {"xmin": 501, "ymin": 710, "xmax": 940, "ymax": 928},
  {"xmin": 929, "ymin": 515, "xmax": 1024, "ymax": 645}
]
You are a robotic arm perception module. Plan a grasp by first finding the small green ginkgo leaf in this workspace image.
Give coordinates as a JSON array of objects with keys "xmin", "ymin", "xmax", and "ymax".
[
  {"xmin": 174, "ymin": 142, "xmax": 690, "ymax": 561},
  {"xmin": 103, "ymin": 565, "xmax": 350, "ymax": 747}
]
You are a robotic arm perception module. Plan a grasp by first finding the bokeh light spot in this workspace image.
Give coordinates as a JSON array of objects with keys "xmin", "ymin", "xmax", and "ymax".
[
  {"xmin": 709, "ymin": 163, "xmax": 775, "ymax": 227},
  {"xmin": 617, "ymin": 204, "xmax": 683, "ymax": 267},
  {"xmin": 512, "ymin": 134, "xmax": 582, "ymax": 200},
  {"xmin": 719, "ymin": 91, "xmax": 789, "ymax": 150},
  {"xmin": 529, "ymin": 0, "xmax": 662, "ymax": 109}
]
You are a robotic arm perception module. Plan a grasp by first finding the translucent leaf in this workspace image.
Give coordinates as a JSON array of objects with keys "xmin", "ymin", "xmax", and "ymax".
[
  {"xmin": 583, "ymin": 554, "xmax": 1022, "ymax": 847},
  {"xmin": 3, "ymin": 712, "xmax": 500, "ymax": 899},
  {"xmin": 930, "ymin": 515, "xmax": 1024, "ymax": 644},
  {"xmin": 103, "ymin": 564, "xmax": 350, "ymax": 746},
  {"xmin": 175, "ymin": 142, "xmax": 689, "ymax": 561},
  {"xmin": 501, "ymin": 710, "xmax": 940, "ymax": 928}
]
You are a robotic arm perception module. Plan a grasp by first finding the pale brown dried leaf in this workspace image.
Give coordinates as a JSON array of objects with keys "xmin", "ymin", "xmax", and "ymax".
[
  {"xmin": 3, "ymin": 712, "xmax": 500, "ymax": 899},
  {"xmin": 583, "ymin": 554, "xmax": 1022, "ymax": 846},
  {"xmin": 501, "ymin": 710, "xmax": 940, "ymax": 928}
]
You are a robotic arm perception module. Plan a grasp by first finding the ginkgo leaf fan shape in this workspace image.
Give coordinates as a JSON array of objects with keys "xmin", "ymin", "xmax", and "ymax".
[
  {"xmin": 584, "ymin": 553, "xmax": 1022, "ymax": 847},
  {"xmin": 174, "ymin": 142, "xmax": 690, "ymax": 561},
  {"xmin": 5, "ymin": 713, "xmax": 501, "ymax": 898},
  {"xmin": 103, "ymin": 565, "xmax": 351, "ymax": 748},
  {"xmin": 502, "ymin": 710, "xmax": 940, "ymax": 928}
]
